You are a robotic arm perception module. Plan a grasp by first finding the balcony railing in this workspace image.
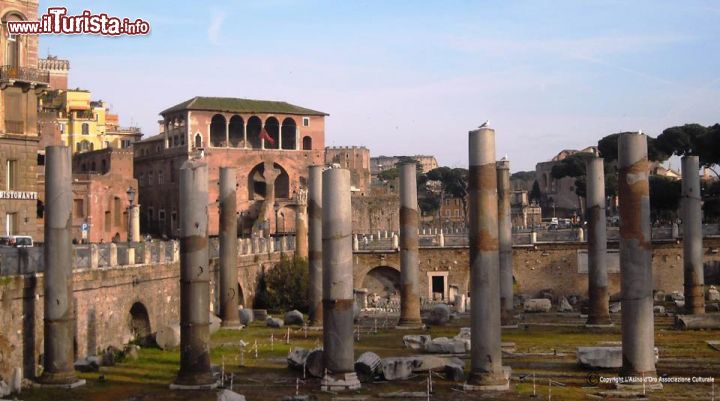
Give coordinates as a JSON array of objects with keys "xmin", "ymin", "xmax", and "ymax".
[{"xmin": 0, "ymin": 65, "xmax": 50, "ymax": 85}]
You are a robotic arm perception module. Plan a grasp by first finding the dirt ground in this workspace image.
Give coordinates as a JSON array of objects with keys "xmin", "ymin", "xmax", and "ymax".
[{"xmin": 17, "ymin": 312, "xmax": 720, "ymax": 401}]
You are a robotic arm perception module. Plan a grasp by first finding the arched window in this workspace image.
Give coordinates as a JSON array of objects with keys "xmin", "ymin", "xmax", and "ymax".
[
  {"xmin": 229, "ymin": 115, "xmax": 244, "ymax": 148},
  {"xmin": 82, "ymin": 123, "xmax": 89, "ymax": 135},
  {"xmin": 209, "ymin": 114, "xmax": 226, "ymax": 147},
  {"xmin": 246, "ymin": 116, "xmax": 262, "ymax": 149},
  {"xmin": 194, "ymin": 133, "xmax": 202, "ymax": 149},
  {"xmin": 302, "ymin": 136, "xmax": 312, "ymax": 150},
  {"xmin": 3, "ymin": 13, "xmax": 23, "ymax": 67},
  {"xmin": 281, "ymin": 118, "xmax": 296, "ymax": 150},
  {"xmin": 264, "ymin": 117, "xmax": 280, "ymax": 149}
]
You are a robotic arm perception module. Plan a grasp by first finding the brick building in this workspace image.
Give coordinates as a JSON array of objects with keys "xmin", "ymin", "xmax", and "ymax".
[
  {"xmin": 134, "ymin": 96, "xmax": 327, "ymax": 237},
  {"xmin": 0, "ymin": 0, "xmax": 47, "ymax": 238},
  {"xmin": 324, "ymin": 146, "xmax": 370, "ymax": 195},
  {"xmin": 535, "ymin": 147, "xmax": 598, "ymax": 218},
  {"xmin": 371, "ymin": 154, "xmax": 438, "ymax": 175}
]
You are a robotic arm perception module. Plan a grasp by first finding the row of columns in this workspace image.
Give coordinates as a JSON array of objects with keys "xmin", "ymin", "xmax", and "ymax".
[{"xmin": 216, "ymin": 120, "xmax": 301, "ymax": 151}]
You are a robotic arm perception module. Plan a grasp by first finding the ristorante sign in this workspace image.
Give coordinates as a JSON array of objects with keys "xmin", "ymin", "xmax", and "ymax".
[{"xmin": 0, "ymin": 191, "xmax": 38, "ymax": 200}]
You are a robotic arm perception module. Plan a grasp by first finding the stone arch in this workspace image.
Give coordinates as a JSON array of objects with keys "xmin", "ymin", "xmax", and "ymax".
[
  {"xmin": 237, "ymin": 282, "xmax": 245, "ymax": 307},
  {"xmin": 210, "ymin": 114, "xmax": 226, "ymax": 147},
  {"xmin": 129, "ymin": 302, "xmax": 153, "ymax": 346},
  {"xmin": 229, "ymin": 115, "xmax": 244, "ymax": 148},
  {"xmin": 302, "ymin": 136, "xmax": 312, "ymax": 150},
  {"xmin": 247, "ymin": 162, "xmax": 290, "ymax": 200},
  {"xmin": 281, "ymin": 117, "xmax": 296, "ymax": 150},
  {"xmin": 361, "ymin": 265, "xmax": 401, "ymax": 300},
  {"xmin": 246, "ymin": 116, "xmax": 262, "ymax": 149},
  {"xmin": 265, "ymin": 117, "xmax": 280, "ymax": 149}
]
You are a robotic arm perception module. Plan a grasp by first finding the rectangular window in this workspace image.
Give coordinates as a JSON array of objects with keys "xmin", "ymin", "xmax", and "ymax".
[
  {"xmin": 114, "ymin": 197, "xmax": 121, "ymax": 226},
  {"xmin": 5, "ymin": 213, "xmax": 17, "ymax": 235},
  {"xmin": 302, "ymin": 117, "xmax": 310, "ymax": 127},
  {"xmin": 148, "ymin": 207, "xmax": 154, "ymax": 221},
  {"xmin": 6, "ymin": 160, "xmax": 17, "ymax": 191},
  {"xmin": 158, "ymin": 172, "xmax": 164, "ymax": 185},
  {"xmin": 74, "ymin": 199, "xmax": 84, "ymax": 218},
  {"xmin": 104, "ymin": 211, "xmax": 111, "ymax": 232},
  {"xmin": 159, "ymin": 209, "xmax": 166, "ymax": 221},
  {"xmin": 139, "ymin": 173, "xmax": 144, "ymax": 186}
]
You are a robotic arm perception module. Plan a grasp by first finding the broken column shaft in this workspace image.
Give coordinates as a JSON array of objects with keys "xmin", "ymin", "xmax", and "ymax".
[
  {"xmin": 681, "ymin": 156, "xmax": 705, "ymax": 315},
  {"xmin": 585, "ymin": 157, "xmax": 611, "ymax": 325},
  {"xmin": 496, "ymin": 159, "xmax": 515, "ymax": 326},
  {"xmin": 618, "ymin": 132, "xmax": 656, "ymax": 378},
  {"xmin": 39, "ymin": 146, "xmax": 83, "ymax": 386},
  {"xmin": 321, "ymin": 168, "xmax": 360, "ymax": 390},
  {"xmin": 466, "ymin": 127, "xmax": 507, "ymax": 389},
  {"xmin": 308, "ymin": 165, "xmax": 323, "ymax": 326},
  {"xmin": 296, "ymin": 192, "xmax": 309, "ymax": 259},
  {"xmin": 397, "ymin": 161, "xmax": 422, "ymax": 328},
  {"xmin": 219, "ymin": 167, "xmax": 240, "ymax": 327},
  {"xmin": 173, "ymin": 160, "xmax": 215, "ymax": 388}
]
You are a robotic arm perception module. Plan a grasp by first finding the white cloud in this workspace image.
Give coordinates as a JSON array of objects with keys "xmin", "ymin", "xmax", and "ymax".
[{"xmin": 208, "ymin": 8, "xmax": 226, "ymax": 46}]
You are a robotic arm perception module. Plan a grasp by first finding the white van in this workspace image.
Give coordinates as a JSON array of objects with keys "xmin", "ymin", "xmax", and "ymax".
[{"xmin": 0, "ymin": 235, "xmax": 34, "ymax": 247}]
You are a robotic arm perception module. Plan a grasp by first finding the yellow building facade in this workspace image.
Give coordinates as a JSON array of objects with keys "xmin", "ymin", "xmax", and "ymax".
[{"xmin": 42, "ymin": 89, "xmax": 141, "ymax": 155}]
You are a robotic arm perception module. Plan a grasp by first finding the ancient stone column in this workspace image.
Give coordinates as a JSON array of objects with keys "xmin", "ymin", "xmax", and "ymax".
[
  {"xmin": 219, "ymin": 167, "xmax": 240, "ymax": 327},
  {"xmin": 308, "ymin": 165, "xmax": 323, "ymax": 327},
  {"xmin": 465, "ymin": 127, "xmax": 507, "ymax": 390},
  {"xmin": 172, "ymin": 160, "xmax": 216, "ymax": 389},
  {"xmin": 295, "ymin": 189, "xmax": 309, "ymax": 259},
  {"xmin": 321, "ymin": 168, "xmax": 360, "ymax": 391},
  {"xmin": 38, "ymin": 146, "xmax": 84, "ymax": 387},
  {"xmin": 681, "ymin": 156, "xmax": 705, "ymax": 315},
  {"xmin": 618, "ymin": 132, "xmax": 656, "ymax": 379},
  {"xmin": 496, "ymin": 159, "xmax": 515, "ymax": 326},
  {"xmin": 585, "ymin": 157, "xmax": 611, "ymax": 326},
  {"xmin": 397, "ymin": 161, "xmax": 422, "ymax": 328}
]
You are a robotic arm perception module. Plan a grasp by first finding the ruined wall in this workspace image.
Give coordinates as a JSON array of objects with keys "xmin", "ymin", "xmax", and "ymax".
[
  {"xmin": 0, "ymin": 246, "xmax": 290, "ymax": 382},
  {"xmin": 353, "ymin": 238, "xmax": 720, "ymax": 301},
  {"xmin": 351, "ymin": 194, "xmax": 400, "ymax": 234}
]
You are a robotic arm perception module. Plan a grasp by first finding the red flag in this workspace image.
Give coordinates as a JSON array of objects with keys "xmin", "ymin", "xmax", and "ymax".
[{"xmin": 260, "ymin": 128, "xmax": 275, "ymax": 146}]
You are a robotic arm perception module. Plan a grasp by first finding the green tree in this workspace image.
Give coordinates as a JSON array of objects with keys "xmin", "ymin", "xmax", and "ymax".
[
  {"xmin": 529, "ymin": 180, "xmax": 542, "ymax": 203},
  {"xmin": 263, "ymin": 256, "xmax": 309, "ymax": 313},
  {"xmin": 649, "ymin": 176, "xmax": 681, "ymax": 221}
]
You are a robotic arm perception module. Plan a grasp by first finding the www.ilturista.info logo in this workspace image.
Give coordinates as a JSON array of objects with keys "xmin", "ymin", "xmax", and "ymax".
[{"xmin": 7, "ymin": 8, "xmax": 150, "ymax": 36}]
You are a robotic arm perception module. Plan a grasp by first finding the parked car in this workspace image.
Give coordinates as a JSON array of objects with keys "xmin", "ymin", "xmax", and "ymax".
[{"xmin": 0, "ymin": 235, "xmax": 34, "ymax": 247}]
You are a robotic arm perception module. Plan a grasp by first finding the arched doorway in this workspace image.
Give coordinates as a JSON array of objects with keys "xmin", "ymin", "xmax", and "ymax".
[
  {"xmin": 264, "ymin": 117, "xmax": 280, "ymax": 149},
  {"xmin": 210, "ymin": 114, "xmax": 226, "ymax": 147},
  {"xmin": 246, "ymin": 116, "xmax": 262, "ymax": 149},
  {"xmin": 237, "ymin": 283, "xmax": 245, "ymax": 307},
  {"xmin": 281, "ymin": 118, "xmax": 296, "ymax": 150},
  {"xmin": 229, "ymin": 115, "xmax": 244, "ymax": 148},
  {"xmin": 362, "ymin": 266, "xmax": 400, "ymax": 302},
  {"xmin": 129, "ymin": 302, "xmax": 152, "ymax": 346},
  {"xmin": 247, "ymin": 162, "xmax": 290, "ymax": 200}
]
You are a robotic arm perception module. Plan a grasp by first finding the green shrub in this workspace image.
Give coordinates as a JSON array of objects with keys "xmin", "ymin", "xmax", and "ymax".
[{"xmin": 262, "ymin": 256, "xmax": 309, "ymax": 313}]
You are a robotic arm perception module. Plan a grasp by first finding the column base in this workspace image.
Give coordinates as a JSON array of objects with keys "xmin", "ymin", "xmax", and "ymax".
[
  {"xmin": 395, "ymin": 320, "xmax": 425, "ymax": 330},
  {"xmin": 169, "ymin": 381, "xmax": 219, "ymax": 390},
  {"xmin": 34, "ymin": 378, "xmax": 86, "ymax": 389},
  {"xmin": 464, "ymin": 367, "xmax": 511, "ymax": 391},
  {"xmin": 220, "ymin": 320, "xmax": 243, "ymax": 329},
  {"xmin": 585, "ymin": 315, "xmax": 613, "ymax": 327},
  {"xmin": 321, "ymin": 372, "xmax": 361, "ymax": 391}
]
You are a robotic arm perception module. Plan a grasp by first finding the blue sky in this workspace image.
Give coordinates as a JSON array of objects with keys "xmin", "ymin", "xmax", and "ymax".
[{"xmin": 39, "ymin": 1, "xmax": 720, "ymax": 171}]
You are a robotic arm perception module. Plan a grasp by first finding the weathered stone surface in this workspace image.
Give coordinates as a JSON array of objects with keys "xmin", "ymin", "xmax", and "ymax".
[
  {"xmin": 558, "ymin": 297, "xmax": 573, "ymax": 312},
  {"xmin": 254, "ymin": 309, "xmax": 268, "ymax": 321},
  {"xmin": 667, "ymin": 291, "xmax": 685, "ymax": 302},
  {"xmin": 707, "ymin": 286, "xmax": 720, "ymax": 302},
  {"xmin": 305, "ymin": 349, "xmax": 324, "ymax": 378},
  {"xmin": 355, "ymin": 351, "xmax": 382, "ymax": 383},
  {"xmin": 266, "ymin": 317, "xmax": 284, "ymax": 328},
  {"xmin": 427, "ymin": 304, "xmax": 451, "ymax": 326},
  {"xmin": 454, "ymin": 294, "xmax": 466, "ymax": 313},
  {"xmin": 74, "ymin": 357, "xmax": 100, "ymax": 372},
  {"xmin": 240, "ymin": 309, "xmax": 254, "ymax": 325},
  {"xmin": 402, "ymin": 335, "xmax": 431, "ymax": 350},
  {"xmin": 444, "ymin": 362, "xmax": 465, "ymax": 382},
  {"xmin": 381, "ymin": 357, "xmax": 415, "ymax": 381},
  {"xmin": 10, "ymin": 367, "xmax": 21, "ymax": 394},
  {"xmin": 524, "ymin": 298, "xmax": 552, "ymax": 313},
  {"xmin": 124, "ymin": 344, "xmax": 140, "ymax": 361},
  {"xmin": 653, "ymin": 305, "xmax": 666, "ymax": 314},
  {"xmin": 609, "ymin": 302, "xmax": 621, "ymax": 313},
  {"xmin": 0, "ymin": 380, "xmax": 10, "ymax": 397},
  {"xmin": 411, "ymin": 355, "xmax": 464, "ymax": 372},
  {"xmin": 156, "ymin": 324, "xmax": 181, "ymax": 350},
  {"xmin": 577, "ymin": 346, "xmax": 659, "ymax": 368},
  {"xmin": 102, "ymin": 345, "xmax": 122, "ymax": 366},
  {"xmin": 425, "ymin": 337, "xmax": 466, "ymax": 354},
  {"xmin": 217, "ymin": 389, "xmax": 247, "ymax": 401},
  {"xmin": 284, "ymin": 310, "xmax": 305, "ymax": 326},
  {"xmin": 537, "ymin": 288, "xmax": 555, "ymax": 301},
  {"xmin": 210, "ymin": 313, "xmax": 222, "ymax": 334},
  {"xmin": 653, "ymin": 290, "xmax": 666, "ymax": 303},
  {"xmin": 287, "ymin": 348, "xmax": 310, "ymax": 370}
]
